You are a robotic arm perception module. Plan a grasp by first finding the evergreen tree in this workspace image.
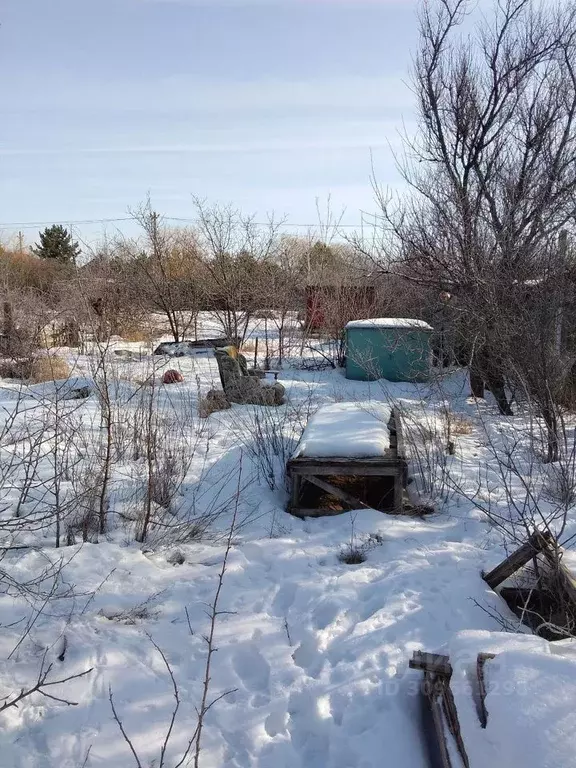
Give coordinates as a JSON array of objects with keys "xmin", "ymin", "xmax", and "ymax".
[{"xmin": 31, "ymin": 225, "xmax": 81, "ymax": 264}]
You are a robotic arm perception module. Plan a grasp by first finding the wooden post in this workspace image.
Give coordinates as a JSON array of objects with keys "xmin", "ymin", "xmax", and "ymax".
[{"xmin": 290, "ymin": 474, "xmax": 301, "ymax": 516}]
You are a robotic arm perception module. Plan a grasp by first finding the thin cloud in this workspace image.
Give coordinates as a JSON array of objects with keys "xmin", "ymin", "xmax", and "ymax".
[{"xmin": 0, "ymin": 132, "xmax": 411, "ymax": 157}]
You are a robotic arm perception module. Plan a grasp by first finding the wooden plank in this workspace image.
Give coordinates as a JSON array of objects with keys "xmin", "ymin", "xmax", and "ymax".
[
  {"xmin": 442, "ymin": 681, "xmax": 470, "ymax": 768},
  {"xmin": 410, "ymin": 651, "xmax": 452, "ymax": 676},
  {"xmin": 424, "ymin": 671, "xmax": 453, "ymax": 768},
  {"xmin": 304, "ymin": 475, "xmax": 371, "ymax": 510},
  {"xmin": 483, "ymin": 531, "xmax": 552, "ymax": 590},
  {"xmin": 290, "ymin": 474, "xmax": 301, "ymax": 514},
  {"xmin": 288, "ymin": 463, "xmax": 400, "ymax": 477},
  {"xmin": 288, "ymin": 454, "xmax": 398, "ymax": 469},
  {"xmin": 477, "ymin": 653, "xmax": 495, "ymax": 729},
  {"xmin": 412, "ymin": 651, "xmax": 469, "ymax": 768}
]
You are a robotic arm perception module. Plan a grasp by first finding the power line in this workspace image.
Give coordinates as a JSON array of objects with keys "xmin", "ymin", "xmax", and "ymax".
[
  {"xmin": 0, "ymin": 217, "xmax": 134, "ymax": 230},
  {"xmin": 0, "ymin": 215, "xmax": 385, "ymax": 230}
]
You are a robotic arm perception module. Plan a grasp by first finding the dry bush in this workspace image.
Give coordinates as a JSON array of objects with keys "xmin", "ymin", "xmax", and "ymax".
[
  {"xmin": 115, "ymin": 317, "xmax": 156, "ymax": 343},
  {"xmin": 447, "ymin": 411, "xmax": 473, "ymax": 436},
  {"xmin": 0, "ymin": 359, "xmax": 33, "ymax": 379},
  {"xmin": 198, "ymin": 389, "xmax": 231, "ymax": 418},
  {"xmin": 28, "ymin": 355, "xmax": 71, "ymax": 383},
  {"xmin": 99, "ymin": 593, "xmax": 163, "ymax": 624}
]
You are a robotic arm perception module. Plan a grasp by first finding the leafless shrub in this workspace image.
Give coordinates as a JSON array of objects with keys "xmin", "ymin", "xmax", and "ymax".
[
  {"xmin": 28, "ymin": 355, "xmax": 71, "ymax": 383},
  {"xmin": 110, "ymin": 465, "xmax": 243, "ymax": 768},
  {"xmin": 230, "ymin": 391, "xmax": 316, "ymax": 491},
  {"xmin": 0, "ymin": 649, "xmax": 92, "ymax": 714},
  {"xmin": 400, "ymin": 404, "xmax": 451, "ymax": 503},
  {"xmin": 338, "ymin": 544, "xmax": 367, "ymax": 565},
  {"xmin": 99, "ymin": 592, "xmax": 164, "ymax": 625},
  {"xmin": 338, "ymin": 519, "xmax": 384, "ymax": 565},
  {"xmin": 0, "ymin": 359, "xmax": 33, "ymax": 379},
  {"xmin": 150, "ymin": 444, "xmax": 189, "ymax": 511}
]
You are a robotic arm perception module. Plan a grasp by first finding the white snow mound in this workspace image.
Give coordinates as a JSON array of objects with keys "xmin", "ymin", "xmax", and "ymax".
[
  {"xmin": 446, "ymin": 631, "xmax": 576, "ymax": 768},
  {"xmin": 294, "ymin": 401, "xmax": 391, "ymax": 458}
]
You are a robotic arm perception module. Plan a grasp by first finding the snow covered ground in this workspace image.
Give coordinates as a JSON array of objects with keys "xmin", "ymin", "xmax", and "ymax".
[{"xmin": 0, "ymin": 315, "xmax": 575, "ymax": 768}]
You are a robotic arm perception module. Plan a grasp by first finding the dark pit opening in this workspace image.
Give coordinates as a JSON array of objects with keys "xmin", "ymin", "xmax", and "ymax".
[
  {"xmin": 299, "ymin": 474, "xmax": 395, "ymax": 514},
  {"xmin": 499, "ymin": 584, "xmax": 576, "ymax": 641}
]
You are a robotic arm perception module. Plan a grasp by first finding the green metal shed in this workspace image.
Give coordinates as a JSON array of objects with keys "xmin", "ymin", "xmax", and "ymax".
[{"xmin": 345, "ymin": 318, "xmax": 433, "ymax": 382}]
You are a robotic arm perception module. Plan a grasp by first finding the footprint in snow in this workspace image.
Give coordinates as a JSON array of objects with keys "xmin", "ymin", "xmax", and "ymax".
[
  {"xmin": 292, "ymin": 633, "xmax": 325, "ymax": 678},
  {"xmin": 265, "ymin": 709, "xmax": 289, "ymax": 737},
  {"xmin": 271, "ymin": 582, "xmax": 297, "ymax": 616},
  {"xmin": 313, "ymin": 599, "xmax": 340, "ymax": 629},
  {"xmin": 232, "ymin": 646, "xmax": 271, "ymax": 692}
]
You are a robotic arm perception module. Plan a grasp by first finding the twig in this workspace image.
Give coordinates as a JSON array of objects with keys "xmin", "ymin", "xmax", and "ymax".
[
  {"xmin": 192, "ymin": 456, "xmax": 243, "ymax": 768},
  {"xmin": 0, "ymin": 655, "xmax": 92, "ymax": 713}
]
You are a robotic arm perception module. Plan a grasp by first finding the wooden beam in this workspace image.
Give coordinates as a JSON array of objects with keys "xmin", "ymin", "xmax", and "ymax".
[
  {"xmin": 289, "ymin": 463, "xmax": 399, "ymax": 477},
  {"xmin": 304, "ymin": 475, "xmax": 371, "ymax": 510},
  {"xmin": 393, "ymin": 474, "xmax": 404, "ymax": 513},
  {"xmin": 483, "ymin": 531, "xmax": 552, "ymax": 590},
  {"xmin": 477, "ymin": 653, "xmax": 495, "ymax": 729},
  {"xmin": 410, "ymin": 651, "xmax": 452, "ymax": 676},
  {"xmin": 290, "ymin": 474, "xmax": 301, "ymax": 514},
  {"xmin": 288, "ymin": 455, "xmax": 398, "ymax": 469},
  {"xmin": 424, "ymin": 671, "xmax": 454, "ymax": 768},
  {"xmin": 442, "ymin": 680, "xmax": 470, "ymax": 768}
]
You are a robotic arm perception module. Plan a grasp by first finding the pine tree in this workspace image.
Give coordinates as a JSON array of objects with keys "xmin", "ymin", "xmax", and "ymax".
[{"xmin": 31, "ymin": 225, "xmax": 81, "ymax": 264}]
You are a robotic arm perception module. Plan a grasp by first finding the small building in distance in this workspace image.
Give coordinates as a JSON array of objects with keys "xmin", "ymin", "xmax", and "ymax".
[{"xmin": 345, "ymin": 318, "xmax": 433, "ymax": 382}]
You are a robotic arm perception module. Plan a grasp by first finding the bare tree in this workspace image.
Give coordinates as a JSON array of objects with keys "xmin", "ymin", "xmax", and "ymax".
[
  {"xmin": 369, "ymin": 0, "xmax": 576, "ymax": 454},
  {"xmin": 126, "ymin": 200, "xmax": 202, "ymax": 343},
  {"xmin": 193, "ymin": 198, "xmax": 283, "ymax": 345}
]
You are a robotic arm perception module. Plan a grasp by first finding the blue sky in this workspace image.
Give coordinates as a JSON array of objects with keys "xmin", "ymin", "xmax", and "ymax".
[{"xmin": 1, "ymin": 0, "xmax": 418, "ymax": 243}]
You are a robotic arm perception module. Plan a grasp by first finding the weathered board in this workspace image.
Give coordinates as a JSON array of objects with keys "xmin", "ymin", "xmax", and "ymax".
[{"xmin": 410, "ymin": 650, "xmax": 470, "ymax": 768}]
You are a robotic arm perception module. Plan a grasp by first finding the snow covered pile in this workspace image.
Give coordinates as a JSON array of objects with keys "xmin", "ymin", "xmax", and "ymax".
[
  {"xmin": 293, "ymin": 401, "xmax": 391, "ymax": 458},
  {"xmin": 446, "ymin": 630, "xmax": 576, "ymax": 768}
]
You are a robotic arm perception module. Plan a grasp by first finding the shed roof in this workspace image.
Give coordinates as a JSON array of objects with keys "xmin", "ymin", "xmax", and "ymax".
[{"xmin": 345, "ymin": 317, "xmax": 433, "ymax": 331}]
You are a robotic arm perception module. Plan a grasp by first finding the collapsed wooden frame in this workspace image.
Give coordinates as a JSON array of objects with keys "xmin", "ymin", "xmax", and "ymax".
[
  {"xmin": 483, "ymin": 529, "xmax": 576, "ymax": 638},
  {"xmin": 409, "ymin": 651, "xmax": 470, "ymax": 768},
  {"xmin": 286, "ymin": 406, "xmax": 408, "ymax": 518}
]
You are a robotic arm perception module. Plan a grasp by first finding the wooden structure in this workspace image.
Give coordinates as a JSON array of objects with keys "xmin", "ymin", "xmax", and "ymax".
[
  {"xmin": 287, "ymin": 406, "xmax": 407, "ymax": 518},
  {"xmin": 483, "ymin": 530, "xmax": 576, "ymax": 639},
  {"xmin": 409, "ymin": 650, "xmax": 508, "ymax": 767}
]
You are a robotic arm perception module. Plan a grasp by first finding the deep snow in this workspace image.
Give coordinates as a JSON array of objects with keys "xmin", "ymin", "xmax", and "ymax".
[{"xmin": 0, "ymin": 316, "xmax": 575, "ymax": 768}]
